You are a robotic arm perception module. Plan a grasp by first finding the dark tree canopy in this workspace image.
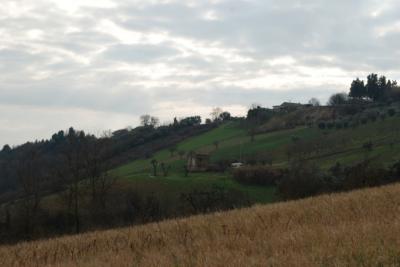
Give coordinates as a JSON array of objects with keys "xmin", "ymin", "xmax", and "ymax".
[
  {"xmin": 367, "ymin": 73, "xmax": 381, "ymax": 101},
  {"xmin": 328, "ymin": 93, "xmax": 348, "ymax": 106},
  {"xmin": 247, "ymin": 106, "xmax": 274, "ymax": 122},
  {"xmin": 349, "ymin": 78, "xmax": 366, "ymax": 99},
  {"xmin": 219, "ymin": 112, "xmax": 231, "ymax": 121},
  {"xmin": 349, "ymin": 73, "xmax": 399, "ymax": 102},
  {"xmin": 2, "ymin": 144, "xmax": 11, "ymax": 154}
]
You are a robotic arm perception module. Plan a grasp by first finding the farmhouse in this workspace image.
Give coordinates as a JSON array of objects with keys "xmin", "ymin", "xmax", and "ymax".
[
  {"xmin": 273, "ymin": 102, "xmax": 312, "ymax": 112},
  {"xmin": 187, "ymin": 153, "xmax": 210, "ymax": 172}
]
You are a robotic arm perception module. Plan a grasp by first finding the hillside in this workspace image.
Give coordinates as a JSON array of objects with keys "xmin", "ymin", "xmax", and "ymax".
[
  {"xmin": 110, "ymin": 109, "xmax": 400, "ymax": 204},
  {"xmin": 2, "ymin": 182, "xmax": 400, "ymax": 266},
  {"xmin": 2, "ymin": 102, "xmax": 400, "ymax": 244}
]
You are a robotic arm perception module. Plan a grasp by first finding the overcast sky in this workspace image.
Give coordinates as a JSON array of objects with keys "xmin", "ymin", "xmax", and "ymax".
[{"xmin": 1, "ymin": 0, "xmax": 400, "ymax": 146}]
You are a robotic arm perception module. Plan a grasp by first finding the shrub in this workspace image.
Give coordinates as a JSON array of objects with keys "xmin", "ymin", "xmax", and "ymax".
[
  {"xmin": 343, "ymin": 160, "xmax": 388, "ymax": 190},
  {"xmin": 233, "ymin": 166, "xmax": 283, "ymax": 186},
  {"xmin": 360, "ymin": 117, "xmax": 368, "ymax": 124},
  {"xmin": 318, "ymin": 122, "xmax": 326, "ymax": 130},
  {"xmin": 277, "ymin": 162, "xmax": 326, "ymax": 200},
  {"xmin": 367, "ymin": 112, "xmax": 377, "ymax": 122},
  {"xmin": 388, "ymin": 108, "xmax": 396, "ymax": 117},
  {"xmin": 362, "ymin": 141, "xmax": 373, "ymax": 151}
]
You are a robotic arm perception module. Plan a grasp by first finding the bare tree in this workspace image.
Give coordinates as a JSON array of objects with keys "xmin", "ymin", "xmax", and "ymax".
[
  {"xmin": 15, "ymin": 149, "xmax": 43, "ymax": 237},
  {"xmin": 140, "ymin": 114, "xmax": 151, "ymax": 126},
  {"xmin": 150, "ymin": 116, "xmax": 160, "ymax": 127},
  {"xmin": 160, "ymin": 163, "xmax": 170, "ymax": 177},
  {"xmin": 308, "ymin": 98, "xmax": 321, "ymax": 106},
  {"xmin": 82, "ymin": 135, "xmax": 115, "ymax": 209},
  {"xmin": 169, "ymin": 146, "xmax": 177, "ymax": 157},
  {"xmin": 210, "ymin": 107, "xmax": 223, "ymax": 122},
  {"xmin": 213, "ymin": 141, "xmax": 220, "ymax": 150},
  {"xmin": 96, "ymin": 171, "xmax": 116, "ymax": 209},
  {"xmin": 150, "ymin": 159, "xmax": 158, "ymax": 177},
  {"xmin": 61, "ymin": 130, "xmax": 87, "ymax": 234}
]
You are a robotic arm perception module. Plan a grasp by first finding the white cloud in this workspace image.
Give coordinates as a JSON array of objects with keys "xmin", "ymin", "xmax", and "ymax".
[{"xmin": 1, "ymin": 0, "xmax": 400, "ymax": 145}]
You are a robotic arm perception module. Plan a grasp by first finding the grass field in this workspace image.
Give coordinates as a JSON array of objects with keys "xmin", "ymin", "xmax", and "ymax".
[{"xmin": 2, "ymin": 182, "xmax": 400, "ymax": 266}]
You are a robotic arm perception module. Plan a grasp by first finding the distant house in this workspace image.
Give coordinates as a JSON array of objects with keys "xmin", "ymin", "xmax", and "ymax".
[
  {"xmin": 273, "ymin": 102, "xmax": 312, "ymax": 112},
  {"xmin": 187, "ymin": 153, "xmax": 210, "ymax": 172}
]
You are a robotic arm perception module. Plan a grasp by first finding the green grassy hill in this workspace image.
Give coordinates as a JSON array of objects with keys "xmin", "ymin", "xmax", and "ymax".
[{"xmin": 110, "ymin": 112, "xmax": 400, "ymax": 205}]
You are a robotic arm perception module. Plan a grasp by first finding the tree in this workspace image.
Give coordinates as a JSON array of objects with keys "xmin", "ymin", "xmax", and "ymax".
[
  {"xmin": 308, "ymin": 98, "xmax": 320, "ymax": 107},
  {"xmin": 160, "ymin": 163, "xmax": 170, "ymax": 177},
  {"xmin": 140, "ymin": 115, "xmax": 151, "ymax": 126},
  {"xmin": 15, "ymin": 148, "xmax": 43, "ymax": 237},
  {"xmin": 178, "ymin": 150, "xmax": 186, "ymax": 159},
  {"xmin": 246, "ymin": 106, "xmax": 273, "ymax": 123},
  {"xmin": 210, "ymin": 107, "xmax": 223, "ymax": 122},
  {"xmin": 150, "ymin": 116, "xmax": 160, "ymax": 127},
  {"xmin": 173, "ymin": 117, "xmax": 179, "ymax": 127},
  {"xmin": 349, "ymin": 78, "xmax": 366, "ymax": 98},
  {"xmin": 388, "ymin": 108, "xmax": 396, "ymax": 117},
  {"xmin": 249, "ymin": 127, "xmax": 256, "ymax": 142},
  {"xmin": 366, "ymin": 73, "xmax": 380, "ymax": 101},
  {"xmin": 82, "ymin": 136, "xmax": 115, "ymax": 209},
  {"xmin": 61, "ymin": 129, "xmax": 87, "ymax": 234},
  {"xmin": 150, "ymin": 159, "xmax": 158, "ymax": 176},
  {"xmin": 183, "ymin": 164, "xmax": 189, "ymax": 177},
  {"xmin": 219, "ymin": 111, "xmax": 231, "ymax": 121},
  {"xmin": 213, "ymin": 141, "xmax": 219, "ymax": 150},
  {"xmin": 1, "ymin": 144, "xmax": 11, "ymax": 154},
  {"xmin": 327, "ymin": 93, "xmax": 348, "ymax": 106},
  {"xmin": 168, "ymin": 146, "xmax": 177, "ymax": 157},
  {"xmin": 140, "ymin": 115, "xmax": 159, "ymax": 127}
]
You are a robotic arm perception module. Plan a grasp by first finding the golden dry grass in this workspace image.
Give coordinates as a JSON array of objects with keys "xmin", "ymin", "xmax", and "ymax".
[{"xmin": 2, "ymin": 183, "xmax": 400, "ymax": 267}]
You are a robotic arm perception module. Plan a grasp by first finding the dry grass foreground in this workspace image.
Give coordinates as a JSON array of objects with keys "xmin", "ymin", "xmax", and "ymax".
[{"xmin": 2, "ymin": 184, "xmax": 400, "ymax": 267}]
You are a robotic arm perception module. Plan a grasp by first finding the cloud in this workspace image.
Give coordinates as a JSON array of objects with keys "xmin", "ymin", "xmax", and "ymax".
[
  {"xmin": 102, "ymin": 44, "xmax": 180, "ymax": 62},
  {"xmin": 1, "ymin": 0, "xmax": 400, "ymax": 145}
]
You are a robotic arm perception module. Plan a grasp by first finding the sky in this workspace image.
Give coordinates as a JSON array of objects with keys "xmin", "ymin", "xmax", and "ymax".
[{"xmin": 1, "ymin": 0, "xmax": 400, "ymax": 146}]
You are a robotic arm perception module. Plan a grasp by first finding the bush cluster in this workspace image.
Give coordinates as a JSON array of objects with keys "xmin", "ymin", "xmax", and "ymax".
[
  {"xmin": 233, "ymin": 166, "xmax": 283, "ymax": 186},
  {"xmin": 277, "ymin": 160, "xmax": 400, "ymax": 200}
]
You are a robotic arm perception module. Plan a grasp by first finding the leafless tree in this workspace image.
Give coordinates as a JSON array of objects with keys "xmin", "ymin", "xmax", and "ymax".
[
  {"xmin": 61, "ymin": 131, "xmax": 87, "ymax": 234},
  {"xmin": 210, "ymin": 107, "xmax": 223, "ymax": 122},
  {"xmin": 140, "ymin": 114, "xmax": 151, "ymax": 126},
  {"xmin": 15, "ymin": 149, "xmax": 43, "ymax": 236},
  {"xmin": 213, "ymin": 141, "xmax": 220, "ymax": 150},
  {"xmin": 308, "ymin": 98, "xmax": 321, "ymax": 106}
]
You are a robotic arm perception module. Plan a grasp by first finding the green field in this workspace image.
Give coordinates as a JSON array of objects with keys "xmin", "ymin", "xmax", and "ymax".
[{"xmin": 111, "ymin": 115, "xmax": 400, "ymax": 205}]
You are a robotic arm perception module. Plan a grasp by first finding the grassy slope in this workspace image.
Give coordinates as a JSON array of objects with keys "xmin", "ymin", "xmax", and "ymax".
[
  {"xmin": 2, "ymin": 182, "xmax": 400, "ymax": 266},
  {"xmin": 110, "ymin": 116, "xmax": 400, "ymax": 204},
  {"xmin": 112, "ymin": 122, "xmax": 279, "ymax": 203}
]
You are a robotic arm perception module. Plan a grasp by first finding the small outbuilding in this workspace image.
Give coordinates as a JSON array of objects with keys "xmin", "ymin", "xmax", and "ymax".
[
  {"xmin": 187, "ymin": 153, "xmax": 210, "ymax": 172},
  {"xmin": 231, "ymin": 162, "xmax": 244, "ymax": 169}
]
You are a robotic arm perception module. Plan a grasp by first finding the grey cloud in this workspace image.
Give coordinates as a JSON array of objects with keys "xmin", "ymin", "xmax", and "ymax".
[
  {"xmin": 1, "ymin": 0, "xmax": 400, "ymax": 146},
  {"xmin": 102, "ymin": 44, "xmax": 180, "ymax": 62}
]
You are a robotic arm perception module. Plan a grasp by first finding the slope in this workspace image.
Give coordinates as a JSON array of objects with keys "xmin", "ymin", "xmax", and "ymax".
[
  {"xmin": 2, "ymin": 182, "xmax": 400, "ymax": 266},
  {"xmin": 110, "ymin": 114, "xmax": 400, "ymax": 205}
]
